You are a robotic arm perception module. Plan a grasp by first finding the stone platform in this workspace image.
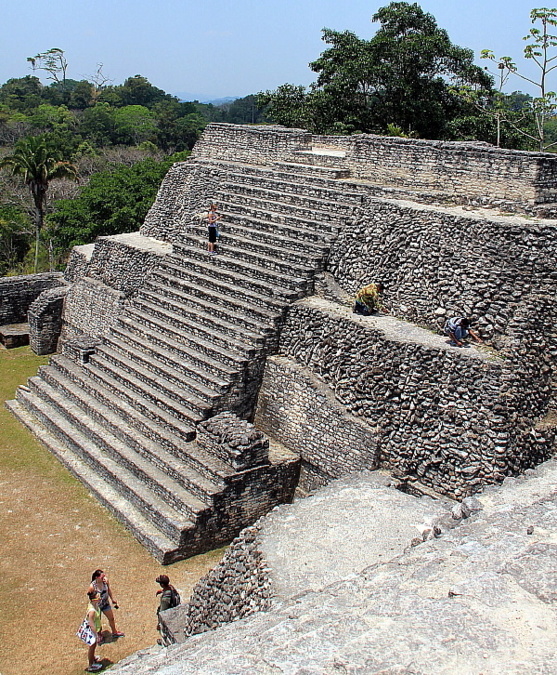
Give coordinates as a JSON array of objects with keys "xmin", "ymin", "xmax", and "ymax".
[
  {"xmin": 0, "ymin": 323, "xmax": 29, "ymax": 349},
  {"xmin": 111, "ymin": 459, "xmax": 557, "ymax": 674}
]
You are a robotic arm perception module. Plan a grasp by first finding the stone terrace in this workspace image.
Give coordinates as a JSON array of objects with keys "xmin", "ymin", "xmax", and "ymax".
[{"xmin": 6, "ymin": 123, "xmax": 557, "ymax": 564}]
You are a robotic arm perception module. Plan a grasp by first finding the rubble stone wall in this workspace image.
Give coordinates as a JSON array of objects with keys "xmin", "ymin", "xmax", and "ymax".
[
  {"xmin": 273, "ymin": 299, "xmax": 554, "ymax": 498},
  {"xmin": 346, "ymin": 135, "xmax": 556, "ymax": 202},
  {"xmin": 28, "ymin": 286, "xmax": 68, "ymax": 355},
  {"xmin": 159, "ymin": 525, "xmax": 271, "ymax": 644},
  {"xmin": 60, "ymin": 277, "xmax": 125, "ymax": 343},
  {"xmin": 327, "ymin": 197, "xmax": 557, "ymax": 347},
  {"xmin": 190, "ymin": 123, "xmax": 312, "ymax": 165},
  {"xmin": 0, "ymin": 273, "xmax": 65, "ymax": 325},
  {"xmin": 255, "ymin": 355, "xmax": 379, "ymax": 488}
]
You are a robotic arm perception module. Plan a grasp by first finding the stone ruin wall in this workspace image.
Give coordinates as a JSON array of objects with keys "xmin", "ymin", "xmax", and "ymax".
[
  {"xmin": 256, "ymin": 355, "xmax": 380, "ymax": 490},
  {"xmin": 4, "ymin": 124, "xmax": 556, "ymax": 500},
  {"xmin": 327, "ymin": 197, "xmax": 557, "ymax": 347},
  {"xmin": 159, "ymin": 524, "xmax": 272, "ymax": 644},
  {"xmin": 186, "ymin": 123, "xmax": 557, "ymax": 206},
  {"xmin": 60, "ymin": 234, "xmax": 172, "ymax": 344},
  {"xmin": 0, "ymin": 272, "xmax": 66, "ymax": 325},
  {"xmin": 256, "ymin": 194, "xmax": 557, "ymax": 497},
  {"xmin": 258, "ymin": 298, "xmax": 556, "ymax": 499},
  {"xmin": 190, "ymin": 123, "xmax": 312, "ymax": 165}
]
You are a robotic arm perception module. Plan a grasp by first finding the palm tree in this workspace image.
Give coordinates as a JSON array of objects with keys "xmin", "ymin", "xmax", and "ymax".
[{"xmin": 0, "ymin": 135, "xmax": 78, "ymax": 272}]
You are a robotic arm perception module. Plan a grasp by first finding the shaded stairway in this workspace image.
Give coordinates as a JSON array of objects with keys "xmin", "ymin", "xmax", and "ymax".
[{"xmin": 7, "ymin": 157, "xmax": 362, "ymax": 563}]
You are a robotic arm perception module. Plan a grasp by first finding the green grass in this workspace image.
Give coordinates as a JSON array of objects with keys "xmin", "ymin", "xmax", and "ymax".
[{"xmin": 0, "ymin": 346, "xmax": 73, "ymax": 476}]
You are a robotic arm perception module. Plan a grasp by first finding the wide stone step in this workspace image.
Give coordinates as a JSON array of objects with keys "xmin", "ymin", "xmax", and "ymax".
[
  {"xmin": 154, "ymin": 260, "xmax": 294, "ymax": 313},
  {"xmin": 273, "ymin": 160, "xmax": 351, "ymax": 180},
  {"xmin": 106, "ymin": 323, "xmax": 231, "ymax": 398},
  {"xmin": 177, "ymin": 230, "xmax": 318, "ymax": 278},
  {"xmin": 217, "ymin": 201, "xmax": 340, "ymax": 241},
  {"xmin": 219, "ymin": 219, "xmax": 329, "ymax": 259},
  {"xmin": 222, "ymin": 170, "xmax": 361, "ymax": 203},
  {"xmin": 94, "ymin": 344, "xmax": 215, "ymax": 419},
  {"xmin": 141, "ymin": 278, "xmax": 278, "ymax": 337},
  {"xmin": 29, "ymin": 371, "xmax": 221, "ymax": 505},
  {"xmin": 45, "ymin": 355, "xmax": 235, "ymax": 484},
  {"xmin": 7, "ymin": 399, "xmax": 184, "ymax": 564},
  {"xmin": 220, "ymin": 182, "xmax": 356, "ymax": 217},
  {"xmin": 111, "ymin": 320, "xmax": 246, "ymax": 410},
  {"xmin": 170, "ymin": 245, "xmax": 308, "ymax": 296},
  {"xmin": 135, "ymin": 285, "xmax": 268, "ymax": 347},
  {"xmin": 218, "ymin": 190, "xmax": 344, "ymax": 230},
  {"xmin": 291, "ymin": 150, "xmax": 349, "ymax": 169},
  {"xmin": 127, "ymin": 294, "xmax": 261, "ymax": 361},
  {"xmin": 48, "ymin": 354, "xmax": 199, "ymax": 450},
  {"xmin": 85, "ymin": 355, "xmax": 204, "ymax": 429},
  {"xmin": 117, "ymin": 311, "xmax": 245, "ymax": 381},
  {"xmin": 16, "ymin": 385, "xmax": 204, "ymax": 539}
]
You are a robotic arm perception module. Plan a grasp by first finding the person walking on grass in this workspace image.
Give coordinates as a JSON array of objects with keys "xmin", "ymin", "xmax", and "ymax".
[
  {"xmin": 76, "ymin": 590, "xmax": 103, "ymax": 672},
  {"xmin": 207, "ymin": 203, "xmax": 221, "ymax": 254},
  {"xmin": 88, "ymin": 569, "xmax": 125, "ymax": 642}
]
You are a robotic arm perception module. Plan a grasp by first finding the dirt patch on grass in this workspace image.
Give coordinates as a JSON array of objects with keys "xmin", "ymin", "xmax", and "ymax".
[{"xmin": 0, "ymin": 347, "xmax": 224, "ymax": 675}]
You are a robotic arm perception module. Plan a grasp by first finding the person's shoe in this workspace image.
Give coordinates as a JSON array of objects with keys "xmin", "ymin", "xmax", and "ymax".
[
  {"xmin": 112, "ymin": 631, "xmax": 125, "ymax": 638},
  {"xmin": 86, "ymin": 664, "xmax": 103, "ymax": 672}
]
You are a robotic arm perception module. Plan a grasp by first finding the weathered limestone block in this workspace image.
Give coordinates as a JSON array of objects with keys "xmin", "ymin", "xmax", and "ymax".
[
  {"xmin": 255, "ymin": 355, "xmax": 379, "ymax": 488},
  {"xmin": 28, "ymin": 286, "xmax": 68, "ymax": 355},
  {"xmin": 196, "ymin": 412, "xmax": 269, "ymax": 471}
]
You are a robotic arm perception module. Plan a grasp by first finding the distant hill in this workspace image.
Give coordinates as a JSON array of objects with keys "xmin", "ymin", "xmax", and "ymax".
[{"xmin": 174, "ymin": 93, "xmax": 239, "ymax": 105}]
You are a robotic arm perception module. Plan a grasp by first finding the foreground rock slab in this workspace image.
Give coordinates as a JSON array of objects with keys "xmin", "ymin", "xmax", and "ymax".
[{"xmin": 111, "ymin": 460, "xmax": 557, "ymax": 674}]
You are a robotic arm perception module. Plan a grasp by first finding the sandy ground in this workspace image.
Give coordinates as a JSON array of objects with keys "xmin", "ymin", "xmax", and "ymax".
[{"xmin": 0, "ymin": 347, "xmax": 224, "ymax": 675}]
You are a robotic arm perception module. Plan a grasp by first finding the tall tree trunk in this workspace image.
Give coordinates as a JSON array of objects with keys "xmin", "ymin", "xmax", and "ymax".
[{"xmin": 31, "ymin": 183, "xmax": 46, "ymax": 274}]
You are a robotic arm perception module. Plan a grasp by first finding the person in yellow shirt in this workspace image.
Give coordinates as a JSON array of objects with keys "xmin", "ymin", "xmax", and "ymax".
[{"xmin": 353, "ymin": 282, "xmax": 385, "ymax": 315}]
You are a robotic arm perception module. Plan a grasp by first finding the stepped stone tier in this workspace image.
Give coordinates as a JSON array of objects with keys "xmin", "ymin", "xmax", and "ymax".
[{"xmin": 4, "ymin": 123, "xmax": 557, "ymax": 562}]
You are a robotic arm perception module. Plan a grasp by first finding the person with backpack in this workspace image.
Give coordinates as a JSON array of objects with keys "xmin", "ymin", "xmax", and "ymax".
[{"xmin": 155, "ymin": 575, "xmax": 181, "ymax": 645}]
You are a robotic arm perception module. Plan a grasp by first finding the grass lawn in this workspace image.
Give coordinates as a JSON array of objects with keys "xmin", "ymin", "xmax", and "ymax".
[{"xmin": 0, "ymin": 346, "xmax": 223, "ymax": 675}]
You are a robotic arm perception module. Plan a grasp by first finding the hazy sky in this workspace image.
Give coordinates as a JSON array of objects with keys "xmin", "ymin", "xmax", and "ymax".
[{"xmin": 1, "ymin": 0, "xmax": 543, "ymax": 100}]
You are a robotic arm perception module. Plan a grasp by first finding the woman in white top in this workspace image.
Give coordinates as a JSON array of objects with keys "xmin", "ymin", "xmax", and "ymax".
[{"xmin": 88, "ymin": 569, "xmax": 125, "ymax": 641}]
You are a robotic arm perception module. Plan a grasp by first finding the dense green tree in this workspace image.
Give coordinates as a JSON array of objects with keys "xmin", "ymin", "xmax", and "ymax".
[
  {"xmin": 49, "ymin": 152, "xmax": 188, "ymax": 256},
  {"xmin": 68, "ymin": 80, "xmax": 95, "ymax": 109},
  {"xmin": 0, "ymin": 204, "xmax": 32, "ymax": 275},
  {"xmin": 119, "ymin": 75, "xmax": 172, "ymax": 107},
  {"xmin": 259, "ymin": 2, "xmax": 493, "ymax": 137},
  {"xmin": 0, "ymin": 135, "xmax": 78, "ymax": 271},
  {"xmin": 113, "ymin": 105, "xmax": 158, "ymax": 145},
  {"xmin": 258, "ymin": 84, "xmax": 314, "ymax": 129},
  {"xmin": 79, "ymin": 103, "xmax": 116, "ymax": 147},
  {"xmin": 0, "ymin": 76, "xmax": 43, "ymax": 113},
  {"xmin": 219, "ymin": 95, "xmax": 266, "ymax": 124}
]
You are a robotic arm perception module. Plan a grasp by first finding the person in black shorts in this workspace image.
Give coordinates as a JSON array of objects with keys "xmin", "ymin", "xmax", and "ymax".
[{"xmin": 207, "ymin": 203, "xmax": 221, "ymax": 254}]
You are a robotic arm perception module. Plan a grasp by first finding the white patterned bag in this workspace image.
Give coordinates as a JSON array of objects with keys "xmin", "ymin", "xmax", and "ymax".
[{"xmin": 76, "ymin": 617, "xmax": 96, "ymax": 645}]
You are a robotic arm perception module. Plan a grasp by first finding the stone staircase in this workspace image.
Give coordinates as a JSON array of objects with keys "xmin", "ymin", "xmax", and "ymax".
[{"xmin": 8, "ymin": 157, "xmax": 362, "ymax": 563}]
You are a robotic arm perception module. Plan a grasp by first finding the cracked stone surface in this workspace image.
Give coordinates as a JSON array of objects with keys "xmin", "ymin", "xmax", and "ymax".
[{"xmin": 111, "ymin": 459, "xmax": 557, "ymax": 675}]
